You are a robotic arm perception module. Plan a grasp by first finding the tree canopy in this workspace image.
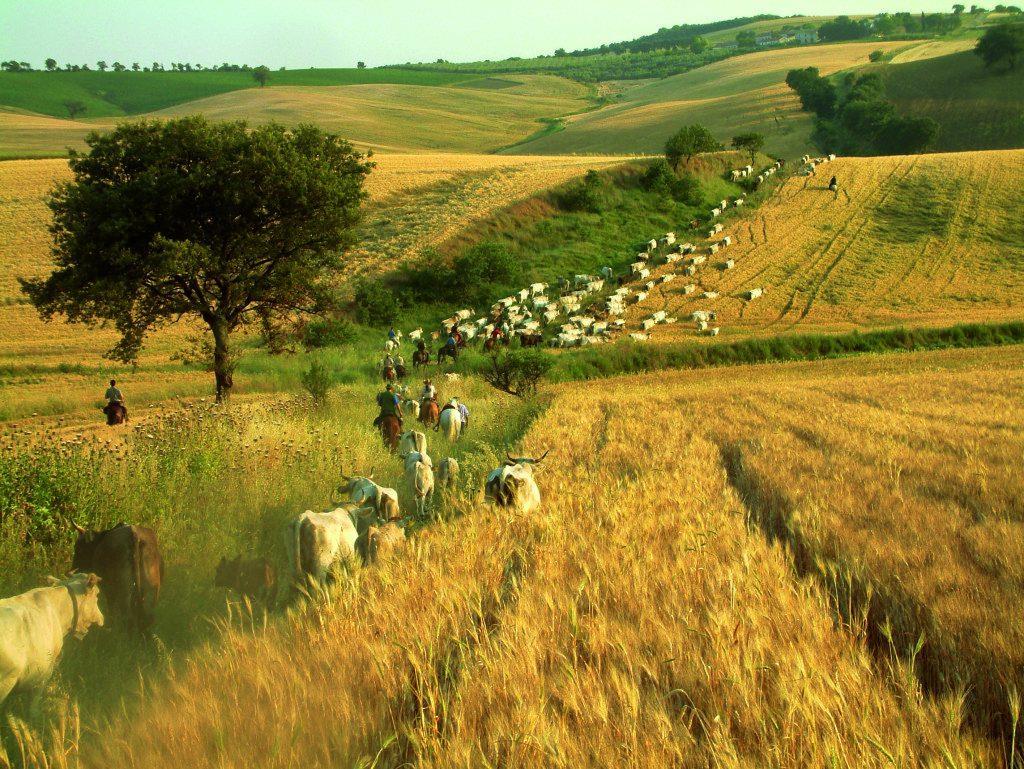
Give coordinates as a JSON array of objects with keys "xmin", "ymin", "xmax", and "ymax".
[
  {"xmin": 732, "ymin": 132, "xmax": 766, "ymax": 164},
  {"xmin": 975, "ymin": 23, "xmax": 1024, "ymax": 70},
  {"xmin": 665, "ymin": 124, "xmax": 722, "ymax": 170},
  {"xmin": 22, "ymin": 117, "xmax": 373, "ymax": 400}
]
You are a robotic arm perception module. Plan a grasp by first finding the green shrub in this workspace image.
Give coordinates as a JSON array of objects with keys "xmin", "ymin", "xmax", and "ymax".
[
  {"xmin": 300, "ymin": 359, "xmax": 335, "ymax": 406},
  {"xmin": 303, "ymin": 317, "xmax": 357, "ymax": 349},
  {"xmin": 353, "ymin": 279, "xmax": 401, "ymax": 326},
  {"xmin": 451, "ymin": 242, "xmax": 522, "ymax": 304},
  {"xmin": 482, "ymin": 349, "xmax": 554, "ymax": 397},
  {"xmin": 557, "ymin": 170, "xmax": 604, "ymax": 212}
]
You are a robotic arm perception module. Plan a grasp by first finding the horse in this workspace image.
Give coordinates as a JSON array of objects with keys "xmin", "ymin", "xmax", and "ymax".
[
  {"xmin": 484, "ymin": 336, "xmax": 499, "ymax": 353},
  {"xmin": 520, "ymin": 333, "xmax": 543, "ymax": 348},
  {"xmin": 437, "ymin": 406, "xmax": 462, "ymax": 442},
  {"xmin": 378, "ymin": 414, "xmax": 402, "ymax": 452},
  {"xmin": 437, "ymin": 345, "xmax": 458, "ymax": 365},
  {"xmin": 103, "ymin": 402, "xmax": 128, "ymax": 426},
  {"xmin": 395, "ymin": 363, "xmax": 407, "ymax": 379},
  {"xmin": 419, "ymin": 398, "xmax": 440, "ymax": 428},
  {"xmin": 413, "ymin": 348, "xmax": 430, "ymax": 368},
  {"xmin": 383, "ymin": 365, "xmax": 396, "ymax": 383}
]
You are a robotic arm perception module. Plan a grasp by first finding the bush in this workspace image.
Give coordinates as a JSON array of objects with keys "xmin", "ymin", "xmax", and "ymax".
[
  {"xmin": 639, "ymin": 160, "xmax": 703, "ymax": 204},
  {"xmin": 451, "ymin": 242, "xmax": 522, "ymax": 304},
  {"xmin": 482, "ymin": 349, "xmax": 554, "ymax": 397},
  {"xmin": 300, "ymin": 360, "xmax": 334, "ymax": 406},
  {"xmin": 671, "ymin": 172, "xmax": 704, "ymax": 205},
  {"xmin": 353, "ymin": 279, "xmax": 401, "ymax": 326},
  {"xmin": 558, "ymin": 170, "xmax": 604, "ymax": 212},
  {"xmin": 303, "ymin": 317, "xmax": 357, "ymax": 349},
  {"xmin": 869, "ymin": 49, "xmax": 886, "ymax": 62}
]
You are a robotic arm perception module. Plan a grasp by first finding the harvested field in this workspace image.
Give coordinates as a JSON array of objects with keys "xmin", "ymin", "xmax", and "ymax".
[{"xmin": 626, "ymin": 150, "xmax": 1024, "ymax": 341}]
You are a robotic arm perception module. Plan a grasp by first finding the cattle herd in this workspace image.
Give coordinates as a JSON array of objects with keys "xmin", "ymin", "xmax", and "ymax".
[
  {"xmin": 0, "ymin": 416, "xmax": 547, "ymax": 711},
  {"xmin": 386, "ymin": 157, "xmax": 824, "ymax": 353}
]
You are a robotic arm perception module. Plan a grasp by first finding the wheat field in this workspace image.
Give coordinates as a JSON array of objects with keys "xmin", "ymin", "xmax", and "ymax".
[
  {"xmin": 509, "ymin": 41, "xmax": 913, "ymax": 157},
  {"xmin": 21, "ymin": 344, "xmax": 1014, "ymax": 768},
  {"xmin": 627, "ymin": 149, "xmax": 1024, "ymax": 342}
]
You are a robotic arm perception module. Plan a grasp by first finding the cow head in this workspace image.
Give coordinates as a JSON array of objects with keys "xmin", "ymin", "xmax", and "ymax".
[
  {"xmin": 50, "ymin": 572, "xmax": 104, "ymax": 639},
  {"xmin": 214, "ymin": 556, "xmax": 241, "ymax": 589},
  {"xmin": 504, "ymin": 450, "xmax": 549, "ymax": 467},
  {"xmin": 70, "ymin": 520, "xmax": 105, "ymax": 571}
]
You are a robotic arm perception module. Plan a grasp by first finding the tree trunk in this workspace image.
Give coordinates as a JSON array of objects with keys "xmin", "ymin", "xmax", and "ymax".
[{"xmin": 210, "ymin": 318, "xmax": 233, "ymax": 403}]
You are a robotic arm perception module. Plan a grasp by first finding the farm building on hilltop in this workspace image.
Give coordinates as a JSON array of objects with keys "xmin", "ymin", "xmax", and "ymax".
[{"xmin": 796, "ymin": 30, "xmax": 819, "ymax": 44}]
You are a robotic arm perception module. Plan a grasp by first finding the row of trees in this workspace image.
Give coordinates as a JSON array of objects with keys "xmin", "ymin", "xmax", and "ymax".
[
  {"xmin": 1, "ymin": 60, "xmax": 270, "ymax": 73},
  {"xmin": 786, "ymin": 67, "xmax": 938, "ymax": 155}
]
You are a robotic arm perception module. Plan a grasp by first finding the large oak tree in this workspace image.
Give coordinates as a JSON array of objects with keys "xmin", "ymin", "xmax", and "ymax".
[{"xmin": 22, "ymin": 117, "xmax": 373, "ymax": 401}]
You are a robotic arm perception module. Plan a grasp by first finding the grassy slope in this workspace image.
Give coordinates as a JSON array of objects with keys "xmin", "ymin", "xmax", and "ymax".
[
  {"xmin": 506, "ymin": 41, "xmax": 911, "ymax": 158},
  {"xmin": 880, "ymin": 49, "xmax": 1024, "ymax": 152},
  {"xmin": 624, "ymin": 150, "xmax": 1024, "ymax": 342},
  {"xmin": 0, "ymin": 74, "xmax": 594, "ymax": 158},
  {"xmin": 43, "ymin": 345, "xmax": 1014, "ymax": 768},
  {"xmin": 0, "ymin": 68, "xmax": 475, "ymax": 119}
]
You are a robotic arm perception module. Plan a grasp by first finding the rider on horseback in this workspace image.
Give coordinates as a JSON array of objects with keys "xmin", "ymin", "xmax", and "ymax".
[
  {"xmin": 421, "ymin": 378, "xmax": 437, "ymax": 403},
  {"xmin": 373, "ymin": 383, "xmax": 403, "ymax": 430},
  {"xmin": 103, "ymin": 379, "xmax": 128, "ymax": 422}
]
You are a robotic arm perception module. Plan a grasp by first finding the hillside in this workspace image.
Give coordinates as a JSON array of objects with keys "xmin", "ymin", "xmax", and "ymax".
[
  {"xmin": 0, "ymin": 153, "xmax": 627, "ymax": 421},
  {"xmin": 880, "ymin": 49, "xmax": 1024, "ymax": 152},
  {"xmin": 507, "ymin": 41, "xmax": 910, "ymax": 158},
  {"xmin": 0, "ymin": 75, "xmax": 595, "ymax": 158},
  {"xmin": 625, "ymin": 150, "xmax": 1024, "ymax": 340},
  {"xmin": 21, "ymin": 345, "xmax": 1019, "ymax": 767},
  {"xmin": 0, "ymin": 67, "xmax": 475, "ymax": 119}
]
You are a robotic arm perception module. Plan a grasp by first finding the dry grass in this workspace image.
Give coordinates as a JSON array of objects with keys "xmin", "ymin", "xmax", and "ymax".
[
  {"xmin": 0, "ymin": 154, "xmax": 627, "ymax": 419},
  {"xmin": 509, "ymin": 41, "xmax": 911, "ymax": 157},
  {"xmin": 627, "ymin": 149, "xmax": 1024, "ymax": 342},
  {"xmin": 0, "ymin": 75, "xmax": 593, "ymax": 158},
  {"xmin": 37, "ymin": 345, "xmax": 1020, "ymax": 768}
]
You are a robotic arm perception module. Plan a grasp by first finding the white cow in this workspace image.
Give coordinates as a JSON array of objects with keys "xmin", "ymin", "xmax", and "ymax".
[
  {"xmin": 403, "ymin": 399, "xmax": 421, "ymax": 420},
  {"xmin": 285, "ymin": 508, "xmax": 360, "ymax": 586},
  {"xmin": 398, "ymin": 430, "xmax": 429, "ymax": 460},
  {"xmin": 408, "ymin": 328, "xmax": 423, "ymax": 344},
  {"xmin": 401, "ymin": 452, "xmax": 435, "ymax": 518},
  {"xmin": 0, "ymin": 573, "xmax": 104, "ymax": 708},
  {"xmin": 437, "ymin": 457, "xmax": 459, "ymax": 488},
  {"xmin": 485, "ymin": 451, "xmax": 547, "ymax": 514},
  {"xmin": 530, "ymin": 282, "xmax": 548, "ymax": 296},
  {"xmin": 339, "ymin": 474, "xmax": 401, "ymax": 522},
  {"xmin": 438, "ymin": 404, "xmax": 463, "ymax": 442}
]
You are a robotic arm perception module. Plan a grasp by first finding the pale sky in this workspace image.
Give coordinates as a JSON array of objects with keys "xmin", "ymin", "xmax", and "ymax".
[{"xmin": 2, "ymin": 0, "xmax": 958, "ymax": 69}]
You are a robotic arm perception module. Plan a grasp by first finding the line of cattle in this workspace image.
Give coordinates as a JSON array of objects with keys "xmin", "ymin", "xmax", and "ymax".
[
  {"xmin": 386, "ymin": 158, "xmax": 813, "ymax": 353},
  {"xmin": 0, "ymin": 423, "xmax": 547, "ymax": 709}
]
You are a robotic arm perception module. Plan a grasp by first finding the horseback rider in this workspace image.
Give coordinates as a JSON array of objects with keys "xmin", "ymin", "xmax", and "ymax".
[
  {"xmin": 828, "ymin": 175, "xmax": 838, "ymax": 197},
  {"xmin": 382, "ymin": 352, "xmax": 396, "ymax": 370},
  {"xmin": 372, "ymin": 383, "xmax": 403, "ymax": 430},
  {"xmin": 388, "ymin": 326, "xmax": 398, "ymax": 343},
  {"xmin": 395, "ymin": 354, "xmax": 407, "ymax": 378},
  {"xmin": 421, "ymin": 378, "xmax": 437, "ymax": 404},
  {"xmin": 104, "ymin": 379, "xmax": 124, "ymax": 406},
  {"xmin": 439, "ymin": 396, "xmax": 469, "ymax": 432}
]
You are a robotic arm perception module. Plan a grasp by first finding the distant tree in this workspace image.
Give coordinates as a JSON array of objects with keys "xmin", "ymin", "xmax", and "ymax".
[
  {"xmin": 22, "ymin": 118, "xmax": 373, "ymax": 401},
  {"xmin": 953, "ymin": 3, "xmax": 966, "ymax": 13},
  {"xmin": 690, "ymin": 36, "xmax": 709, "ymax": 53},
  {"xmin": 63, "ymin": 100, "xmax": 87, "ymax": 119},
  {"xmin": 869, "ymin": 49, "xmax": 886, "ymax": 62},
  {"xmin": 554, "ymin": 48, "xmax": 567, "ymax": 56},
  {"xmin": 665, "ymin": 123, "xmax": 722, "ymax": 170},
  {"xmin": 786, "ymin": 67, "xmax": 838, "ymax": 117},
  {"xmin": 113, "ymin": 61, "xmax": 126, "ymax": 72},
  {"xmin": 96, "ymin": 61, "xmax": 108, "ymax": 71},
  {"xmin": 81, "ymin": 63, "xmax": 90, "ymax": 70},
  {"xmin": 2, "ymin": 60, "xmax": 33, "ymax": 72},
  {"xmin": 131, "ymin": 62, "xmax": 139, "ymax": 71},
  {"xmin": 736, "ymin": 30, "xmax": 757, "ymax": 47},
  {"xmin": 819, "ymin": 15, "xmax": 870, "ymax": 41},
  {"xmin": 151, "ymin": 62, "xmax": 162, "ymax": 71},
  {"xmin": 732, "ymin": 132, "xmax": 766, "ymax": 164},
  {"xmin": 875, "ymin": 115, "xmax": 939, "ymax": 153},
  {"xmin": 357, "ymin": 61, "xmax": 366, "ymax": 68},
  {"xmin": 45, "ymin": 58, "xmax": 57, "ymax": 71},
  {"xmin": 975, "ymin": 23, "xmax": 1024, "ymax": 69},
  {"xmin": 483, "ymin": 349, "xmax": 552, "ymax": 398},
  {"xmin": 252, "ymin": 65, "xmax": 270, "ymax": 86}
]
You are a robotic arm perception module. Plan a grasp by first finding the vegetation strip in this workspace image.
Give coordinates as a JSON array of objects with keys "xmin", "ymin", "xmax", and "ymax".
[{"xmin": 545, "ymin": 321, "xmax": 1024, "ymax": 382}]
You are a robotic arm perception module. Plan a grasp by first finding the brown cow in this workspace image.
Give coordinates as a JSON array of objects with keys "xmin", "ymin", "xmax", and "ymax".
[
  {"xmin": 364, "ymin": 522, "xmax": 406, "ymax": 564},
  {"xmin": 71, "ymin": 522, "xmax": 163, "ymax": 633},
  {"xmin": 214, "ymin": 556, "xmax": 276, "ymax": 606}
]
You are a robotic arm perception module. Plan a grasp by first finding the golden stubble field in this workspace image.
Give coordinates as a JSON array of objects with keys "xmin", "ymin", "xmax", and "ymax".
[
  {"xmin": 0, "ymin": 153, "xmax": 629, "ymax": 420},
  {"xmin": 627, "ymin": 149, "xmax": 1024, "ymax": 341},
  {"xmin": 60, "ymin": 344, "xmax": 1020, "ymax": 768}
]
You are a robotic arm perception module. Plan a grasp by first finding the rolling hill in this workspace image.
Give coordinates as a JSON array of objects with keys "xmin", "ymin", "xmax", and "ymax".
[
  {"xmin": 625, "ymin": 149, "xmax": 1024, "ymax": 341},
  {"xmin": 0, "ymin": 75, "xmax": 595, "ymax": 158},
  {"xmin": 506, "ymin": 41, "xmax": 910, "ymax": 158},
  {"xmin": 880, "ymin": 49, "xmax": 1024, "ymax": 152}
]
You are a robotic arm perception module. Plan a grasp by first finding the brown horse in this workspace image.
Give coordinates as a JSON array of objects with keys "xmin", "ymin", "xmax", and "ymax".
[
  {"xmin": 378, "ymin": 414, "xmax": 402, "ymax": 452},
  {"xmin": 383, "ymin": 366, "xmax": 396, "ymax": 383},
  {"xmin": 412, "ymin": 348, "xmax": 430, "ymax": 368},
  {"xmin": 103, "ymin": 402, "xmax": 128, "ymax": 426},
  {"xmin": 419, "ymin": 398, "xmax": 440, "ymax": 428}
]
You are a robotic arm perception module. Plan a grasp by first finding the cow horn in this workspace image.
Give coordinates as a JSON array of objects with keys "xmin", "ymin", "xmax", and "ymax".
[
  {"xmin": 70, "ymin": 519, "xmax": 86, "ymax": 534},
  {"xmin": 368, "ymin": 467, "xmax": 375, "ymax": 480},
  {"xmin": 533, "ymin": 449, "xmax": 550, "ymax": 464}
]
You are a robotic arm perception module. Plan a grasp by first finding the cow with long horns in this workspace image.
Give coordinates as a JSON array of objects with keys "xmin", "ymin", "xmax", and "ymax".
[
  {"xmin": 338, "ymin": 469, "xmax": 401, "ymax": 523},
  {"xmin": 485, "ymin": 450, "xmax": 548, "ymax": 514}
]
